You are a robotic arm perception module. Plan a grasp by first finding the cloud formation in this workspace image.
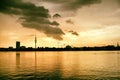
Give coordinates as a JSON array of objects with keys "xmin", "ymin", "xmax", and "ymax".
[
  {"xmin": 0, "ymin": 0, "xmax": 64, "ymax": 40},
  {"xmin": 69, "ymin": 30, "xmax": 79, "ymax": 36},
  {"xmin": 118, "ymin": 0, "xmax": 120, "ymax": 6},
  {"xmin": 43, "ymin": 0, "xmax": 101, "ymax": 11},
  {"xmin": 66, "ymin": 19, "xmax": 74, "ymax": 25},
  {"xmin": 53, "ymin": 13, "xmax": 61, "ymax": 18},
  {"xmin": 50, "ymin": 21, "xmax": 60, "ymax": 26}
]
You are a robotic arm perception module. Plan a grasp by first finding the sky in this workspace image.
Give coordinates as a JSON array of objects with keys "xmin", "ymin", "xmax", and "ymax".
[{"xmin": 0, "ymin": 0, "xmax": 120, "ymax": 48}]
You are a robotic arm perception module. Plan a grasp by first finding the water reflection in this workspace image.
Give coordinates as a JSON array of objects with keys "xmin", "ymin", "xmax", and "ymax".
[
  {"xmin": 16, "ymin": 52, "xmax": 20, "ymax": 68},
  {"xmin": 34, "ymin": 51, "xmax": 63, "ymax": 80},
  {"xmin": 117, "ymin": 52, "xmax": 120, "ymax": 72},
  {"xmin": 0, "ymin": 51, "xmax": 120, "ymax": 80},
  {"xmin": 34, "ymin": 51, "xmax": 37, "ymax": 79}
]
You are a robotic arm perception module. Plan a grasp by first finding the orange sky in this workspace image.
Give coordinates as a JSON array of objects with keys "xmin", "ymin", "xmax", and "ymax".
[{"xmin": 0, "ymin": 0, "xmax": 120, "ymax": 48}]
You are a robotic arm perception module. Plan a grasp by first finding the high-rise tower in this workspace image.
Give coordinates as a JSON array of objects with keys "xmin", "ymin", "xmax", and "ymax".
[
  {"xmin": 16, "ymin": 41, "xmax": 20, "ymax": 49},
  {"xmin": 35, "ymin": 35, "xmax": 37, "ymax": 49}
]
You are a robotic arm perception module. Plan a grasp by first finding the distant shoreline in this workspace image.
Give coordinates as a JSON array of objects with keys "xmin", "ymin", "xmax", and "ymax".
[
  {"xmin": 0, "ymin": 50, "xmax": 120, "ymax": 52},
  {"xmin": 0, "ymin": 45, "xmax": 120, "ymax": 52},
  {"xmin": 0, "ymin": 49, "xmax": 120, "ymax": 52}
]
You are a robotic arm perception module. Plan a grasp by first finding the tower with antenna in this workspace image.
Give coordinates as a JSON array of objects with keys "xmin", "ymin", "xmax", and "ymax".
[{"xmin": 35, "ymin": 35, "xmax": 37, "ymax": 49}]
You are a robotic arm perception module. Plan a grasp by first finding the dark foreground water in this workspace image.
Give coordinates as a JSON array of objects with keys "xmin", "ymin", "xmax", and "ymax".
[{"xmin": 0, "ymin": 51, "xmax": 120, "ymax": 80}]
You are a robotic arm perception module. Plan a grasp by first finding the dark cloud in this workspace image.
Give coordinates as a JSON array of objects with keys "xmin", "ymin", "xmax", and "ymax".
[
  {"xmin": 69, "ymin": 30, "xmax": 79, "ymax": 36},
  {"xmin": 118, "ymin": 0, "xmax": 120, "ymax": 5},
  {"xmin": 118, "ymin": 0, "xmax": 120, "ymax": 3},
  {"xmin": 50, "ymin": 21, "xmax": 60, "ymax": 26},
  {"xmin": 66, "ymin": 19, "xmax": 74, "ymax": 25},
  {"xmin": 43, "ymin": 0, "xmax": 101, "ymax": 11},
  {"xmin": 0, "ymin": 0, "xmax": 64, "ymax": 40},
  {"xmin": 22, "ymin": 22, "xmax": 64, "ymax": 40},
  {"xmin": 53, "ymin": 13, "xmax": 61, "ymax": 18}
]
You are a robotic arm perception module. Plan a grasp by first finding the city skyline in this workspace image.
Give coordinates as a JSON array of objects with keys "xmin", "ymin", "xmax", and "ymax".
[
  {"xmin": 1, "ymin": 38, "xmax": 119, "ymax": 50},
  {"xmin": 0, "ymin": 0, "xmax": 120, "ymax": 48},
  {"xmin": 0, "ymin": 34, "xmax": 119, "ymax": 49}
]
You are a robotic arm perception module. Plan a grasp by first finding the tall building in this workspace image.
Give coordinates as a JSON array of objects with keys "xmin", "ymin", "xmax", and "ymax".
[
  {"xmin": 16, "ymin": 41, "xmax": 20, "ymax": 49},
  {"xmin": 35, "ymin": 35, "xmax": 37, "ymax": 49}
]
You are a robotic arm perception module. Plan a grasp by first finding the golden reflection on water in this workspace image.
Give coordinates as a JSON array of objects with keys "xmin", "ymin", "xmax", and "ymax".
[{"xmin": 0, "ymin": 51, "xmax": 120, "ymax": 79}]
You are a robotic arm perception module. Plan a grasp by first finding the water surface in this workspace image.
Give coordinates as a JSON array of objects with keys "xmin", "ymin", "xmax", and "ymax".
[{"xmin": 0, "ymin": 51, "xmax": 120, "ymax": 80}]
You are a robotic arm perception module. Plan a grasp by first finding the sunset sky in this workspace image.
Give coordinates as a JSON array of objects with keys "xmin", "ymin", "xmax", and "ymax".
[{"xmin": 0, "ymin": 0, "xmax": 120, "ymax": 48}]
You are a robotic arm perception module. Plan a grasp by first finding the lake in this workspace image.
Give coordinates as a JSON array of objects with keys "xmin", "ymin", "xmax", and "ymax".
[{"xmin": 0, "ymin": 51, "xmax": 120, "ymax": 80}]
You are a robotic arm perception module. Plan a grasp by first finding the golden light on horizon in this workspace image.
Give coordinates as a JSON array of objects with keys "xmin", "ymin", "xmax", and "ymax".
[{"xmin": 0, "ymin": 0, "xmax": 120, "ymax": 48}]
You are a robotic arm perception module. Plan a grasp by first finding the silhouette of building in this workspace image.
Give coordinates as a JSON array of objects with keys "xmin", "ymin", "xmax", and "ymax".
[
  {"xmin": 8, "ymin": 46, "xmax": 13, "ymax": 49},
  {"xmin": 35, "ymin": 35, "xmax": 37, "ymax": 49},
  {"xmin": 20, "ymin": 46, "xmax": 26, "ymax": 49},
  {"xmin": 117, "ymin": 42, "xmax": 119, "ymax": 47},
  {"xmin": 16, "ymin": 41, "xmax": 20, "ymax": 49}
]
